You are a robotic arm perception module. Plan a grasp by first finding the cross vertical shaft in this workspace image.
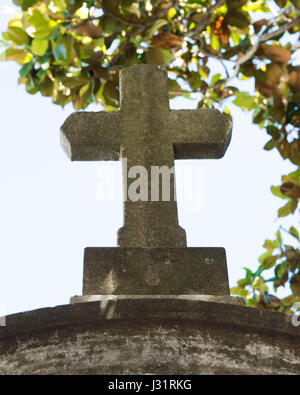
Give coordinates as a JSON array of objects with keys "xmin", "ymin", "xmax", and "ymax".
[{"xmin": 117, "ymin": 65, "xmax": 186, "ymax": 248}]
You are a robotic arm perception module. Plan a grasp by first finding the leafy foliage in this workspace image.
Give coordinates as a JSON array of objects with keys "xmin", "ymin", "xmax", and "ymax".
[
  {"xmin": 2, "ymin": 0, "xmax": 299, "ymax": 111},
  {"xmin": 231, "ymin": 226, "xmax": 300, "ymax": 313},
  {"xmin": 1, "ymin": 0, "xmax": 300, "ymax": 312},
  {"xmin": 232, "ymin": 168, "xmax": 300, "ymax": 313}
]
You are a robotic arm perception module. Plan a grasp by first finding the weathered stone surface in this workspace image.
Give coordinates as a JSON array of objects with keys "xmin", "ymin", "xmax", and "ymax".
[
  {"xmin": 0, "ymin": 301, "xmax": 299, "ymax": 375},
  {"xmin": 83, "ymin": 247, "xmax": 229, "ymax": 295},
  {"xmin": 60, "ymin": 64, "xmax": 232, "ymax": 248},
  {"xmin": 70, "ymin": 294, "xmax": 245, "ymax": 306},
  {"xmin": 60, "ymin": 65, "xmax": 232, "ymax": 162}
]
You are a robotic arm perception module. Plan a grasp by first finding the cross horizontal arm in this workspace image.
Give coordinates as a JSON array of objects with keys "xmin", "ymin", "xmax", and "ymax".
[
  {"xmin": 169, "ymin": 109, "xmax": 232, "ymax": 159},
  {"xmin": 60, "ymin": 111, "xmax": 122, "ymax": 161}
]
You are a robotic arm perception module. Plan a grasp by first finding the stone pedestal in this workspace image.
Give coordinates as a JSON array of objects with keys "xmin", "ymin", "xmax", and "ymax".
[
  {"xmin": 0, "ymin": 300, "xmax": 299, "ymax": 374},
  {"xmin": 83, "ymin": 247, "xmax": 229, "ymax": 295}
]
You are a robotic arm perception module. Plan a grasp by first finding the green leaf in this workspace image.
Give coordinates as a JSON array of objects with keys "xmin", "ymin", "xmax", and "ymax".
[
  {"xmin": 31, "ymin": 38, "xmax": 49, "ymax": 56},
  {"xmin": 259, "ymin": 250, "xmax": 272, "ymax": 265},
  {"xmin": 264, "ymin": 139, "xmax": 277, "ymax": 151},
  {"xmin": 53, "ymin": 39, "xmax": 69, "ymax": 63},
  {"xmin": 167, "ymin": 7, "xmax": 177, "ymax": 20},
  {"xmin": 211, "ymin": 73, "xmax": 221, "ymax": 86},
  {"xmin": 22, "ymin": 0, "xmax": 39, "ymax": 10},
  {"xmin": 276, "ymin": 229, "xmax": 282, "ymax": 245},
  {"xmin": 161, "ymin": 48, "xmax": 172, "ymax": 64},
  {"xmin": 1, "ymin": 48, "xmax": 33, "ymax": 65},
  {"xmin": 79, "ymin": 80, "xmax": 94, "ymax": 108},
  {"xmin": 275, "ymin": 263, "xmax": 287, "ymax": 280},
  {"xmin": 246, "ymin": 299, "xmax": 256, "ymax": 307},
  {"xmin": 230, "ymin": 30, "xmax": 239, "ymax": 45},
  {"xmin": 211, "ymin": 34, "xmax": 220, "ymax": 51},
  {"xmin": 266, "ymin": 125, "xmax": 282, "ymax": 140},
  {"xmin": 244, "ymin": 267, "xmax": 255, "ymax": 282},
  {"xmin": 289, "ymin": 226, "xmax": 300, "ymax": 240},
  {"xmin": 237, "ymin": 278, "xmax": 251, "ymax": 287},
  {"xmin": 237, "ymin": 37, "xmax": 250, "ymax": 51},
  {"xmin": 233, "ymin": 92, "xmax": 255, "ymax": 110},
  {"xmin": 263, "ymin": 239, "xmax": 279, "ymax": 252},
  {"xmin": 100, "ymin": 17, "xmax": 118, "ymax": 37},
  {"xmin": 199, "ymin": 67, "xmax": 208, "ymax": 79},
  {"xmin": 27, "ymin": 9, "xmax": 57, "ymax": 39},
  {"xmin": 19, "ymin": 60, "xmax": 34, "ymax": 78},
  {"xmin": 27, "ymin": 9, "xmax": 49, "ymax": 29},
  {"xmin": 253, "ymin": 109, "xmax": 266, "ymax": 124},
  {"xmin": 145, "ymin": 19, "xmax": 168, "ymax": 38},
  {"xmin": 262, "ymin": 255, "xmax": 278, "ymax": 270},
  {"xmin": 40, "ymin": 75, "xmax": 54, "ymax": 96},
  {"xmin": 25, "ymin": 74, "xmax": 38, "ymax": 94},
  {"xmin": 271, "ymin": 185, "xmax": 289, "ymax": 199},
  {"xmin": 253, "ymin": 277, "xmax": 268, "ymax": 292},
  {"xmin": 78, "ymin": 43, "xmax": 94, "ymax": 60},
  {"xmin": 230, "ymin": 286, "xmax": 248, "ymax": 298},
  {"xmin": 246, "ymin": 2, "xmax": 270, "ymax": 12},
  {"xmin": 125, "ymin": 3, "xmax": 141, "ymax": 18},
  {"xmin": 60, "ymin": 76, "xmax": 89, "ymax": 89},
  {"xmin": 254, "ymin": 265, "xmax": 264, "ymax": 277},
  {"xmin": 278, "ymin": 200, "xmax": 298, "ymax": 218},
  {"xmin": 53, "ymin": 0, "xmax": 67, "ymax": 10},
  {"xmin": 3, "ymin": 26, "xmax": 29, "ymax": 45},
  {"xmin": 288, "ymin": 168, "xmax": 300, "ymax": 185},
  {"xmin": 36, "ymin": 68, "xmax": 46, "ymax": 82}
]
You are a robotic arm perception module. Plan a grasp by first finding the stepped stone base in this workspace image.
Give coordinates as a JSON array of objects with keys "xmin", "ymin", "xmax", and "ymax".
[
  {"xmin": 0, "ymin": 299, "xmax": 299, "ymax": 375},
  {"xmin": 83, "ymin": 247, "xmax": 229, "ymax": 295}
]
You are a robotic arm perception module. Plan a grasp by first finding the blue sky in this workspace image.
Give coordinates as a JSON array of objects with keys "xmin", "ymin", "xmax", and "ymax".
[{"xmin": 0, "ymin": 1, "xmax": 297, "ymax": 315}]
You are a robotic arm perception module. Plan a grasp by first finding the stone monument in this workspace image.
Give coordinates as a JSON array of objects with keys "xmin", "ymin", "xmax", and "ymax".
[
  {"xmin": 0, "ymin": 65, "xmax": 299, "ymax": 375},
  {"xmin": 61, "ymin": 64, "xmax": 234, "ymax": 301}
]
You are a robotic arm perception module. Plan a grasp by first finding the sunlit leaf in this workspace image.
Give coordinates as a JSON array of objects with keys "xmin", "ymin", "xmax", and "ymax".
[
  {"xmin": 278, "ymin": 200, "xmax": 298, "ymax": 218},
  {"xmin": 233, "ymin": 92, "xmax": 255, "ymax": 110},
  {"xmin": 289, "ymin": 226, "xmax": 300, "ymax": 240},
  {"xmin": 145, "ymin": 19, "xmax": 168, "ymax": 38},
  {"xmin": 262, "ymin": 255, "xmax": 278, "ymax": 270},
  {"xmin": 230, "ymin": 286, "xmax": 248, "ymax": 297},
  {"xmin": 271, "ymin": 185, "xmax": 289, "ymax": 200},
  {"xmin": 3, "ymin": 26, "xmax": 29, "ymax": 45},
  {"xmin": 53, "ymin": 0, "xmax": 67, "ymax": 10},
  {"xmin": 31, "ymin": 38, "xmax": 49, "ymax": 56},
  {"xmin": 167, "ymin": 7, "xmax": 177, "ymax": 20},
  {"xmin": 1, "ymin": 48, "xmax": 33, "ymax": 64},
  {"xmin": 22, "ymin": 0, "xmax": 39, "ymax": 10},
  {"xmin": 27, "ymin": 9, "xmax": 57, "ymax": 38}
]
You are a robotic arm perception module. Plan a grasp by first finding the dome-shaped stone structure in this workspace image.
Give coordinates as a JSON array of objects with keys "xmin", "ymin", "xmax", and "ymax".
[{"xmin": 0, "ymin": 299, "xmax": 299, "ymax": 375}]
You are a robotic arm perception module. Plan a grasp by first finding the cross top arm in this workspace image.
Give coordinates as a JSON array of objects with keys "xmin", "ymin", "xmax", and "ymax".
[{"xmin": 60, "ymin": 64, "xmax": 232, "ymax": 163}]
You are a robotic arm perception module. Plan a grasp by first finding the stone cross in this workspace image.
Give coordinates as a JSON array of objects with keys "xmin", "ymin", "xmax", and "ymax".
[{"xmin": 61, "ymin": 64, "xmax": 232, "ymax": 249}]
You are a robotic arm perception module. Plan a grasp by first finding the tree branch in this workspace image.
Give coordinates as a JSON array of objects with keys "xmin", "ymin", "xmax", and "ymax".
[
  {"xmin": 213, "ymin": 15, "xmax": 300, "ymax": 89},
  {"xmin": 186, "ymin": 0, "xmax": 227, "ymax": 38},
  {"xmin": 102, "ymin": 11, "xmax": 144, "ymax": 27},
  {"xmin": 260, "ymin": 15, "xmax": 300, "ymax": 42},
  {"xmin": 110, "ymin": 0, "xmax": 177, "ymax": 66}
]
